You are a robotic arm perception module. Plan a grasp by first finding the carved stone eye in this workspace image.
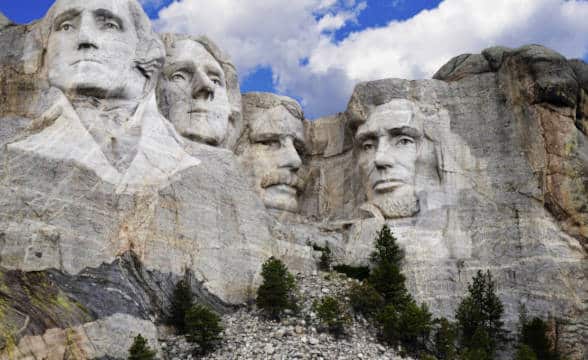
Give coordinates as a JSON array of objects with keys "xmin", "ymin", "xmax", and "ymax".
[
  {"xmin": 171, "ymin": 73, "xmax": 186, "ymax": 82},
  {"xmin": 362, "ymin": 142, "xmax": 375, "ymax": 151},
  {"xmin": 259, "ymin": 139, "xmax": 281, "ymax": 149},
  {"xmin": 104, "ymin": 22, "xmax": 120, "ymax": 30},
  {"xmin": 59, "ymin": 22, "xmax": 73, "ymax": 31},
  {"xmin": 397, "ymin": 137, "xmax": 414, "ymax": 146}
]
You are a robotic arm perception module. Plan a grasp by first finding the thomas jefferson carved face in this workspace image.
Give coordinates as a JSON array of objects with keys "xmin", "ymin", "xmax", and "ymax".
[
  {"xmin": 356, "ymin": 99, "xmax": 421, "ymax": 218},
  {"xmin": 46, "ymin": 0, "xmax": 146, "ymax": 99},
  {"xmin": 159, "ymin": 39, "xmax": 231, "ymax": 146},
  {"xmin": 240, "ymin": 103, "xmax": 305, "ymax": 213}
]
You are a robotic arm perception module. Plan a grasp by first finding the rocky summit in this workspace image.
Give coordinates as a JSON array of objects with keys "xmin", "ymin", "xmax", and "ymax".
[{"xmin": 0, "ymin": 1, "xmax": 586, "ymax": 359}]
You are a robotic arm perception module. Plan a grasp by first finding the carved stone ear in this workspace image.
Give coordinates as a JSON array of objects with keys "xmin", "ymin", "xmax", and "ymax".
[{"xmin": 23, "ymin": 24, "xmax": 45, "ymax": 75}]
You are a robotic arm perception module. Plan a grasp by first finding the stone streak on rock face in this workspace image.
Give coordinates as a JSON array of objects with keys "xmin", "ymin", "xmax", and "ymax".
[{"xmin": 0, "ymin": 4, "xmax": 586, "ymax": 359}]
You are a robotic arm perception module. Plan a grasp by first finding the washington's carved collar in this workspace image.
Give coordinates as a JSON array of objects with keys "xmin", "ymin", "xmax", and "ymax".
[{"xmin": 8, "ymin": 90, "xmax": 200, "ymax": 193}]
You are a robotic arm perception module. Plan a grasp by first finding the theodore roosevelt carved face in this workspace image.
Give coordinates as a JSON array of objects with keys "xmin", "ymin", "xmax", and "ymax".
[
  {"xmin": 46, "ymin": 0, "xmax": 148, "ymax": 100},
  {"xmin": 239, "ymin": 94, "xmax": 306, "ymax": 213},
  {"xmin": 355, "ymin": 99, "xmax": 421, "ymax": 218}
]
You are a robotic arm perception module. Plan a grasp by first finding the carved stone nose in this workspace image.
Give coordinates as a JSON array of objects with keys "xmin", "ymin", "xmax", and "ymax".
[
  {"xmin": 192, "ymin": 85, "xmax": 214, "ymax": 101},
  {"xmin": 78, "ymin": 42, "xmax": 98, "ymax": 50},
  {"xmin": 192, "ymin": 71, "xmax": 215, "ymax": 100},
  {"xmin": 280, "ymin": 138, "xmax": 302, "ymax": 170}
]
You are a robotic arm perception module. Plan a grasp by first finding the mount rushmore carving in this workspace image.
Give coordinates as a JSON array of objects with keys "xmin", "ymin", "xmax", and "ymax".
[{"xmin": 0, "ymin": 0, "xmax": 586, "ymax": 358}]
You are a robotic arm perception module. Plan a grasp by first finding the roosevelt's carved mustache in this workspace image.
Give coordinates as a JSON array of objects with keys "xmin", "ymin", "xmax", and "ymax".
[{"xmin": 260, "ymin": 170, "xmax": 305, "ymax": 192}]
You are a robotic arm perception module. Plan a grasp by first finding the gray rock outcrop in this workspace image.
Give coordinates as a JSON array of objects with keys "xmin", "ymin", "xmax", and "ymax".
[
  {"xmin": 299, "ymin": 45, "xmax": 587, "ymax": 359},
  {"xmin": 0, "ymin": 2, "xmax": 585, "ymax": 359},
  {"xmin": 0, "ymin": 12, "xmax": 11, "ymax": 30}
]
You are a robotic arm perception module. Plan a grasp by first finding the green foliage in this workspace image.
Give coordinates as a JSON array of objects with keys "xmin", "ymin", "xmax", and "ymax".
[
  {"xmin": 368, "ymin": 225, "xmax": 410, "ymax": 306},
  {"xmin": 256, "ymin": 257, "xmax": 297, "ymax": 320},
  {"xmin": 348, "ymin": 282, "xmax": 384, "ymax": 318},
  {"xmin": 128, "ymin": 334, "xmax": 156, "ymax": 360},
  {"xmin": 347, "ymin": 225, "xmax": 435, "ymax": 357},
  {"xmin": 370, "ymin": 224, "xmax": 405, "ymax": 266},
  {"xmin": 333, "ymin": 265, "xmax": 370, "ymax": 281},
  {"xmin": 313, "ymin": 296, "xmax": 350, "ymax": 338},
  {"xmin": 369, "ymin": 261, "xmax": 411, "ymax": 306},
  {"xmin": 170, "ymin": 279, "xmax": 193, "ymax": 334},
  {"xmin": 460, "ymin": 346, "xmax": 491, "ymax": 360},
  {"xmin": 433, "ymin": 318, "xmax": 458, "ymax": 360},
  {"xmin": 519, "ymin": 317, "xmax": 559, "ymax": 360},
  {"xmin": 515, "ymin": 344, "xmax": 538, "ymax": 360},
  {"xmin": 319, "ymin": 245, "xmax": 332, "ymax": 271},
  {"xmin": 456, "ymin": 270, "xmax": 505, "ymax": 358},
  {"xmin": 378, "ymin": 301, "xmax": 433, "ymax": 354},
  {"xmin": 185, "ymin": 304, "xmax": 223, "ymax": 355}
]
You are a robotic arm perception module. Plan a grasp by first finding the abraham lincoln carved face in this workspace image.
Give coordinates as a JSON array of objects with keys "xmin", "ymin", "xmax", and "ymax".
[{"xmin": 355, "ymin": 99, "xmax": 422, "ymax": 218}]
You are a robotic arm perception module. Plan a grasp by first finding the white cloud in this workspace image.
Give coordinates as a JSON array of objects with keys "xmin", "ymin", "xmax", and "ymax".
[{"xmin": 153, "ymin": 0, "xmax": 588, "ymax": 118}]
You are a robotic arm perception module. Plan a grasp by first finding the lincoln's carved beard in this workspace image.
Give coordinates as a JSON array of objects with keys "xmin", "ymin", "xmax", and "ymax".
[{"xmin": 369, "ymin": 185, "xmax": 419, "ymax": 219}]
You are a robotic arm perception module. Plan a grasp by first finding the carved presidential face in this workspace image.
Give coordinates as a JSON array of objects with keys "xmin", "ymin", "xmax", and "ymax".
[
  {"xmin": 356, "ymin": 99, "xmax": 421, "ymax": 218},
  {"xmin": 241, "ymin": 105, "xmax": 305, "ymax": 213},
  {"xmin": 159, "ymin": 39, "xmax": 231, "ymax": 146},
  {"xmin": 46, "ymin": 0, "xmax": 145, "ymax": 99}
]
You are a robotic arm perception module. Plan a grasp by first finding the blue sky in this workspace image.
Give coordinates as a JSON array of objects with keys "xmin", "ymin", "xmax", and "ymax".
[{"xmin": 2, "ymin": 0, "xmax": 588, "ymax": 118}]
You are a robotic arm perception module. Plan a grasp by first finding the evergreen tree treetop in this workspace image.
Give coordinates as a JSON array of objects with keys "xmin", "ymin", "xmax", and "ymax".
[
  {"xmin": 370, "ymin": 224, "xmax": 404, "ymax": 266},
  {"xmin": 128, "ymin": 334, "xmax": 156, "ymax": 360},
  {"xmin": 256, "ymin": 256, "xmax": 297, "ymax": 319}
]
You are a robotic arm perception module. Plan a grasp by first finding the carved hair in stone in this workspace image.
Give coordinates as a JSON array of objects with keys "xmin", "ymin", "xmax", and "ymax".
[
  {"xmin": 347, "ymin": 97, "xmax": 425, "ymax": 219},
  {"xmin": 157, "ymin": 34, "xmax": 242, "ymax": 150},
  {"xmin": 237, "ymin": 93, "xmax": 306, "ymax": 213},
  {"xmin": 10, "ymin": 0, "xmax": 198, "ymax": 192}
]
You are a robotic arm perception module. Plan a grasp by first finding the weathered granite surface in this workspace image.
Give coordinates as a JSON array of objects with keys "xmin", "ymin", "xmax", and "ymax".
[
  {"xmin": 300, "ymin": 45, "xmax": 587, "ymax": 359},
  {"xmin": 0, "ymin": 2, "xmax": 586, "ymax": 359},
  {"xmin": 0, "ymin": 12, "xmax": 11, "ymax": 30}
]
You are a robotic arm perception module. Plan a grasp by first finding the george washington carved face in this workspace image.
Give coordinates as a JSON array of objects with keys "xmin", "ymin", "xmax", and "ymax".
[{"xmin": 45, "ymin": 0, "xmax": 149, "ymax": 100}]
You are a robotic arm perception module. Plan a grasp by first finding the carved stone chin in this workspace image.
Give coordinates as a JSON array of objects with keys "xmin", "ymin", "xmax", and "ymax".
[{"xmin": 369, "ymin": 185, "xmax": 419, "ymax": 219}]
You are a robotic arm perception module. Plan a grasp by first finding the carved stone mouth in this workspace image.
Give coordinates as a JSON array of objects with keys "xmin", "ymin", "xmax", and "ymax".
[
  {"xmin": 267, "ymin": 184, "xmax": 298, "ymax": 196},
  {"xmin": 71, "ymin": 59, "xmax": 102, "ymax": 65},
  {"xmin": 188, "ymin": 108, "xmax": 208, "ymax": 114},
  {"xmin": 373, "ymin": 179, "xmax": 404, "ymax": 192}
]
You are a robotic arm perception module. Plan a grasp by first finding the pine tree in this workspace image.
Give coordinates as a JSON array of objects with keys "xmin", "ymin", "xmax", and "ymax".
[
  {"xmin": 379, "ymin": 300, "xmax": 432, "ymax": 353},
  {"xmin": 515, "ymin": 344, "xmax": 538, "ymax": 360},
  {"xmin": 318, "ymin": 245, "xmax": 332, "ymax": 271},
  {"xmin": 370, "ymin": 224, "xmax": 405, "ymax": 266},
  {"xmin": 256, "ymin": 257, "xmax": 297, "ymax": 320},
  {"xmin": 313, "ymin": 296, "xmax": 350, "ymax": 338},
  {"xmin": 170, "ymin": 278, "xmax": 193, "ymax": 334},
  {"xmin": 348, "ymin": 281, "xmax": 384, "ymax": 319},
  {"xmin": 368, "ymin": 225, "xmax": 410, "ymax": 306},
  {"xmin": 362, "ymin": 225, "xmax": 433, "ymax": 356},
  {"xmin": 456, "ymin": 270, "xmax": 505, "ymax": 358},
  {"xmin": 128, "ymin": 334, "xmax": 156, "ymax": 360},
  {"xmin": 185, "ymin": 304, "xmax": 223, "ymax": 355},
  {"xmin": 520, "ymin": 317, "xmax": 558, "ymax": 360},
  {"xmin": 433, "ymin": 318, "xmax": 458, "ymax": 360}
]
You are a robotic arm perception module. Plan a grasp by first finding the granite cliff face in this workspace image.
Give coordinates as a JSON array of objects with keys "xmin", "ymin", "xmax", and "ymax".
[{"xmin": 0, "ymin": 3, "xmax": 586, "ymax": 359}]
